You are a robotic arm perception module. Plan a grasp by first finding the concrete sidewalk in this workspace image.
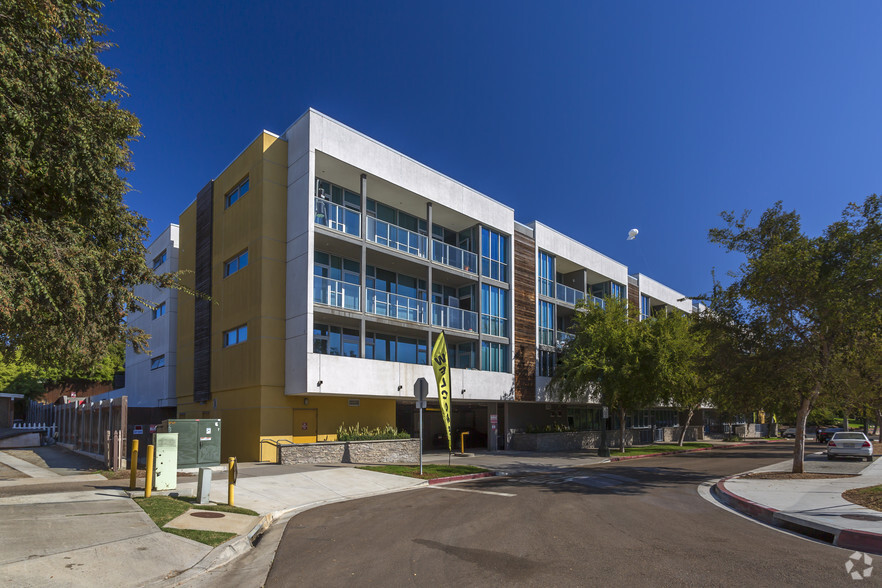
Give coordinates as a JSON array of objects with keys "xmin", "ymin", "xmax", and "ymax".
[
  {"xmin": 713, "ymin": 451, "xmax": 882, "ymax": 553},
  {"xmin": 0, "ymin": 448, "xmax": 428, "ymax": 587}
]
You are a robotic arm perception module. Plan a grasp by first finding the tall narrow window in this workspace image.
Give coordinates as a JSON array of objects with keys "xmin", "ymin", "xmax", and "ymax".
[
  {"xmin": 538, "ymin": 251, "xmax": 555, "ymax": 297},
  {"xmin": 152, "ymin": 302, "xmax": 166, "ymax": 320},
  {"xmin": 481, "ymin": 227, "xmax": 508, "ymax": 282},
  {"xmin": 481, "ymin": 284, "xmax": 508, "ymax": 337},
  {"xmin": 538, "ymin": 300, "xmax": 554, "ymax": 346},
  {"xmin": 481, "ymin": 341, "xmax": 508, "ymax": 372},
  {"xmin": 152, "ymin": 250, "xmax": 167, "ymax": 270}
]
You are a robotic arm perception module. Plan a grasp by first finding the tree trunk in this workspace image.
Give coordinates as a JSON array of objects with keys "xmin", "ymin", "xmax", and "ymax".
[
  {"xmin": 678, "ymin": 407, "xmax": 695, "ymax": 447},
  {"xmin": 619, "ymin": 405, "xmax": 627, "ymax": 453},
  {"xmin": 792, "ymin": 396, "xmax": 813, "ymax": 474},
  {"xmin": 876, "ymin": 409, "xmax": 882, "ymax": 443}
]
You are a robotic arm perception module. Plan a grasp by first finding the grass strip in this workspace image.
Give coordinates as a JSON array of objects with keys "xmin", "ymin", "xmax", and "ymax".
[
  {"xmin": 359, "ymin": 464, "xmax": 488, "ymax": 480},
  {"xmin": 135, "ymin": 496, "xmax": 258, "ymax": 547},
  {"xmin": 609, "ymin": 442, "xmax": 713, "ymax": 457}
]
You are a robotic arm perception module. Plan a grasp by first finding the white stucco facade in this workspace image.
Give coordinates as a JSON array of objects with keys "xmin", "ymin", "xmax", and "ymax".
[
  {"xmin": 123, "ymin": 224, "xmax": 179, "ymax": 407},
  {"xmin": 632, "ymin": 273, "xmax": 693, "ymax": 314}
]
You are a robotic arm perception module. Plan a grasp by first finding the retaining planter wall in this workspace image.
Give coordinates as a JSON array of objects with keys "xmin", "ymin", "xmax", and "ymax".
[{"xmin": 280, "ymin": 438, "xmax": 419, "ymax": 464}]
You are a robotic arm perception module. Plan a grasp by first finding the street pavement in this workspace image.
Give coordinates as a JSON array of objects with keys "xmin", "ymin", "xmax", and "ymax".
[{"xmin": 2, "ymin": 440, "xmax": 882, "ymax": 586}]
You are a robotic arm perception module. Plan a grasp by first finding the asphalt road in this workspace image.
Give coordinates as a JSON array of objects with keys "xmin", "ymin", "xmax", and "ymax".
[{"xmin": 266, "ymin": 444, "xmax": 865, "ymax": 587}]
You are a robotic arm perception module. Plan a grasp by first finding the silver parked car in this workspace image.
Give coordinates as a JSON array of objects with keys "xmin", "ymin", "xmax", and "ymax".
[{"xmin": 827, "ymin": 432, "xmax": 874, "ymax": 461}]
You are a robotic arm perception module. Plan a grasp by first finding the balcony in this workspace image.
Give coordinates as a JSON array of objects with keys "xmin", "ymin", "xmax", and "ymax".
[
  {"xmin": 432, "ymin": 241, "xmax": 478, "ymax": 274},
  {"xmin": 366, "ymin": 287, "xmax": 427, "ymax": 324},
  {"xmin": 367, "ymin": 216, "xmax": 428, "ymax": 259},
  {"xmin": 315, "ymin": 198, "xmax": 360, "ymax": 237},
  {"xmin": 431, "ymin": 303, "xmax": 478, "ymax": 333},
  {"xmin": 556, "ymin": 331, "xmax": 575, "ymax": 349},
  {"xmin": 314, "ymin": 276, "xmax": 360, "ymax": 311},
  {"xmin": 556, "ymin": 283, "xmax": 585, "ymax": 306}
]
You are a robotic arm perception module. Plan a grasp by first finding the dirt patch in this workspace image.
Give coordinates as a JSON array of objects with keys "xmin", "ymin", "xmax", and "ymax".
[
  {"xmin": 739, "ymin": 472, "xmax": 855, "ymax": 480},
  {"xmin": 843, "ymin": 486, "xmax": 882, "ymax": 512},
  {"xmin": 0, "ymin": 461, "xmax": 28, "ymax": 480}
]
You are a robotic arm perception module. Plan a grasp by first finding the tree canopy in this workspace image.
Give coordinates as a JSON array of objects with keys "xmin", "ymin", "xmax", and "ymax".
[
  {"xmin": 706, "ymin": 196, "xmax": 882, "ymax": 472},
  {"xmin": 0, "ymin": 1, "xmax": 170, "ymax": 372}
]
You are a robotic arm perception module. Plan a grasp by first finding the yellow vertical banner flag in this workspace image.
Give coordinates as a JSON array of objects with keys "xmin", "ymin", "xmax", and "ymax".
[{"xmin": 431, "ymin": 331, "xmax": 453, "ymax": 452}]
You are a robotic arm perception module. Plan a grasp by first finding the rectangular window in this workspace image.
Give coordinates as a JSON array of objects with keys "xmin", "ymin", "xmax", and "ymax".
[
  {"xmin": 224, "ymin": 250, "xmax": 249, "ymax": 277},
  {"xmin": 481, "ymin": 341, "xmax": 508, "ymax": 372},
  {"xmin": 223, "ymin": 324, "xmax": 247, "ymax": 347},
  {"xmin": 152, "ymin": 302, "xmax": 166, "ymax": 320},
  {"xmin": 152, "ymin": 250, "xmax": 167, "ymax": 270},
  {"xmin": 225, "ymin": 177, "xmax": 249, "ymax": 208},
  {"xmin": 538, "ymin": 251, "xmax": 555, "ymax": 297},
  {"xmin": 538, "ymin": 300, "xmax": 554, "ymax": 346},
  {"xmin": 481, "ymin": 284, "xmax": 508, "ymax": 337},
  {"xmin": 481, "ymin": 227, "xmax": 508, "ymax": 282},
  {"xmin": 365, "ymin": 332, "xmax": 427, "ymax": 365},
  {"xmin": 313, "ymin": 324, "xmax": 360, "ymax": 357},
  {"xmin": 538, "ymin": 349, "xmax": 556, "ymax": 377},
  {"xmin": 150, "ymin": 355, "xmax": 166, "ymax": 370},
  {"xmin": 640, "ymin": 294, "xmax": 651, "ymax": 320}
]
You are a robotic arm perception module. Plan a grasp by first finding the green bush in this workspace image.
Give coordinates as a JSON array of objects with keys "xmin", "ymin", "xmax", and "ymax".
[
  {"xmin": 525, "ymin": 423, "xmax": 574, "ymax": 434},
  {"xmin": 336, "ymin": 423, "xmax": 411, "ymax": 441}
]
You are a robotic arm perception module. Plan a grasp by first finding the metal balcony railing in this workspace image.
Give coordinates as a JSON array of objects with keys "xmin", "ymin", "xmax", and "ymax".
[
  {"xmin": 366, "ymin": 288, "xmax": 427, "ymax": 323},
  {"xmin": 556, "ymin": 283, "xmax": 586, "ymax": 306},
  {"xmin": 313, "ymin": 276, "xmax": 360, "ymax": 311},
  {"xmin": 367, "ymin": 217, "xmax": 428, "ymax": 258},
  {"xmin": 432, "ymin": 241, "xmax": 478, "ymax": 274},
  {"xmin": 431, "ymin": 303, "xmax": 478, "ymax": 332},
  {"xmin": 315, "ymin": 198, "xmax": 361, "ymax": 237}
]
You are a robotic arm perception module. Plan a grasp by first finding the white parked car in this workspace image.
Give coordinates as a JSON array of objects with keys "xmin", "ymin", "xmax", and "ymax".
[{"xmin": 827, "ymin": 432, "xmax": 874, "ymax": 461}]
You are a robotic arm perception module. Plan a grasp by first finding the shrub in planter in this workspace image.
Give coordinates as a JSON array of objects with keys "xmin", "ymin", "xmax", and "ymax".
[{"xmin": 336, "ymin": 423, "xmax": 411, "ymax": 441}]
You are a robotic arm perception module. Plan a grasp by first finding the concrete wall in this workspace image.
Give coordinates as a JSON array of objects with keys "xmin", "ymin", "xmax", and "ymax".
[
  {"xmin": 280, "ymin": 438, "xmax": 419, "ymax": 464},
  {"xmin": 532, "ymin": 222, "xmax": 629, "ymax": 286},
  {"xmin": 633, "ymin": 273, "xmax": 693, "ymax": 313}
]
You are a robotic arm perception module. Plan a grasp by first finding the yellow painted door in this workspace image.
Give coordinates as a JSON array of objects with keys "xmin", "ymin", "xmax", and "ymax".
[{"xmin": 293, "ymin": 409, "xmax": 317, "ymax": 443}]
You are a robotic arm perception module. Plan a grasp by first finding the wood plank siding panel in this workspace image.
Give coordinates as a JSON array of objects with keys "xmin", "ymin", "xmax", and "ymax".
[
  {"xmin": 628, "ymin": 283, "xmax": 639, "ymax": 310},
  {"xmin": 193, "ymin": 181, "xmax": 213, "ymax": 403},
  {"xmin": 513, "ymin": 230, "xmax": 536, "ymax": 401}
]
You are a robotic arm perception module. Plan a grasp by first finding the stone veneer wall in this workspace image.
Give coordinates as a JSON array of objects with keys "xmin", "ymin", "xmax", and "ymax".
[{"xmin": 280, "ymin": 438, "xmax": 420, "ymax": 464}]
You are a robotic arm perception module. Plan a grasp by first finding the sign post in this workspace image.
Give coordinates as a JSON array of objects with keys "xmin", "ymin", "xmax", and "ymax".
[{"xmin": 414, "ymin": 378, "xmax": 429, "ymax": 475}]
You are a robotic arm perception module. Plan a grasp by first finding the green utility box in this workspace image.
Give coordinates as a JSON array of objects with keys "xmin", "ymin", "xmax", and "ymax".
[{"xmin": 157, "ymin": 419, "xmax": 221, "ymax": 469}]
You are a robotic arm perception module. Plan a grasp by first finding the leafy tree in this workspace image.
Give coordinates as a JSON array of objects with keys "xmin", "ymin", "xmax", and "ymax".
[
  {"xmin": 646, "ymin": 310, "xmax": 712, "ymax": 446},
  {"xmin": 0, "ymin": 0, "xmax": 172, "ymax": 373},
  {"xmin": 706, "ymin": 197, "xmax": 882, "ymax": 472},
  {"xmin": 548, "ymin": 297, "xmax": 658, "ymax": 453}
]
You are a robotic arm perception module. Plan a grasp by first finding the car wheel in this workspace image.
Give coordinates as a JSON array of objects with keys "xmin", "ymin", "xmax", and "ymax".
[
  {"xmin": 827, "ymin": 455, "xmax": 833, "ymax": 460},
  {"xmin": 868, "ymin": 456, "xmax": 874, "ymax": 462}
]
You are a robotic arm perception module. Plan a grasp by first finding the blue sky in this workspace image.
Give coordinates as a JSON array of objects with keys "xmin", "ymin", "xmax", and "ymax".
[{"xmin": 102, "ymin": 1, "xmax": 882, "ymax": 298}]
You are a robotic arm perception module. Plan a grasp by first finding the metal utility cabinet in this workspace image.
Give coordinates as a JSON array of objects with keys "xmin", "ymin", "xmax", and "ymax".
[{"xmin": 157, "ymin": 419, "xmax": 221, "ymax": 469}]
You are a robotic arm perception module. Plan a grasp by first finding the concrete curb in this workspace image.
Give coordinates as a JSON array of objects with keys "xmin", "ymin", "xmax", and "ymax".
[
  {"xmin": 712, "ymin": 476, "xmax": 882, "ymax": 554},
  {"xmin": 427, "ymin": 471, "xmax": 496, "ymax": 485}
]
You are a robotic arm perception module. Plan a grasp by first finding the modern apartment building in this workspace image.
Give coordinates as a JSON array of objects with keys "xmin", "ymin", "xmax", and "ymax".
[
  {"xmin": 118, "ymin": 224, "xmax": 180, "ymax": 408},
  {"xmin": 172, "ymin": 109, "xmax": 693, "ymax": 461}
]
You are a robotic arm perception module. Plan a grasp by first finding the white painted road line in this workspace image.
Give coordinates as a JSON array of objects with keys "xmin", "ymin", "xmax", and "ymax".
[{"xmin": 431, "ymin": 487, "xmax": 516, "ymax": 497}]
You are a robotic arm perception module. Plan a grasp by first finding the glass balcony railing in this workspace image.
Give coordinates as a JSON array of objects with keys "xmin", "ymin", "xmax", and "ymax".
[
  {"xmin": 556, "ymin": 283, "xmax": 586, "ymax": 306},
  {"xmin": 431, "ymin": 303, "xmax": 478, "ymax": 332},
  {"xmin": 315, "ymin": 198, "xmax": 360, "ymax": 237},
  {"xmin": 556, "ymin": 331, "xmax": 575, "ymax": 349},
  {"xmin": 590, "ymin": 295, "xmax": 605, "ymax": 309},
  {"xmin": 367, "ymin": 217, "xmax": 428, "ymax": 258},
  {"xmin": 313, "ymin": 276, "xmax": 360, "ymax": 311},
  {"xmin": 366, "ymin": 288, "xmax": 427, "ymax": 323},
  {"xmin": 432, "ymin": 241, "xmax": 478, "ymax": 274}
]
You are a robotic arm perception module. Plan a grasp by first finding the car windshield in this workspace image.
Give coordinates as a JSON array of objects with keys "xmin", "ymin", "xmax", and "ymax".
[{"xmin": 832, "ymin": 433, "xmax": 866, "ymax": 440}]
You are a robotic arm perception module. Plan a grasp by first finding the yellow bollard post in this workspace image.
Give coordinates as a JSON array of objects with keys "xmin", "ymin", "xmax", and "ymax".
[
  {"xmin": 145, "ymin": 444, "xmax": 155, "ymax": 498},
  {"xmin": 460, "ymin": 431, "xmax": 469, "ymax": 454},
  {"xmin": 228, "ymin": 457, "xmax": 237, "ymax": 506},
  {"xmin": 129, "ymin": 439, "xmax": 139, "ymax": 490}
]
